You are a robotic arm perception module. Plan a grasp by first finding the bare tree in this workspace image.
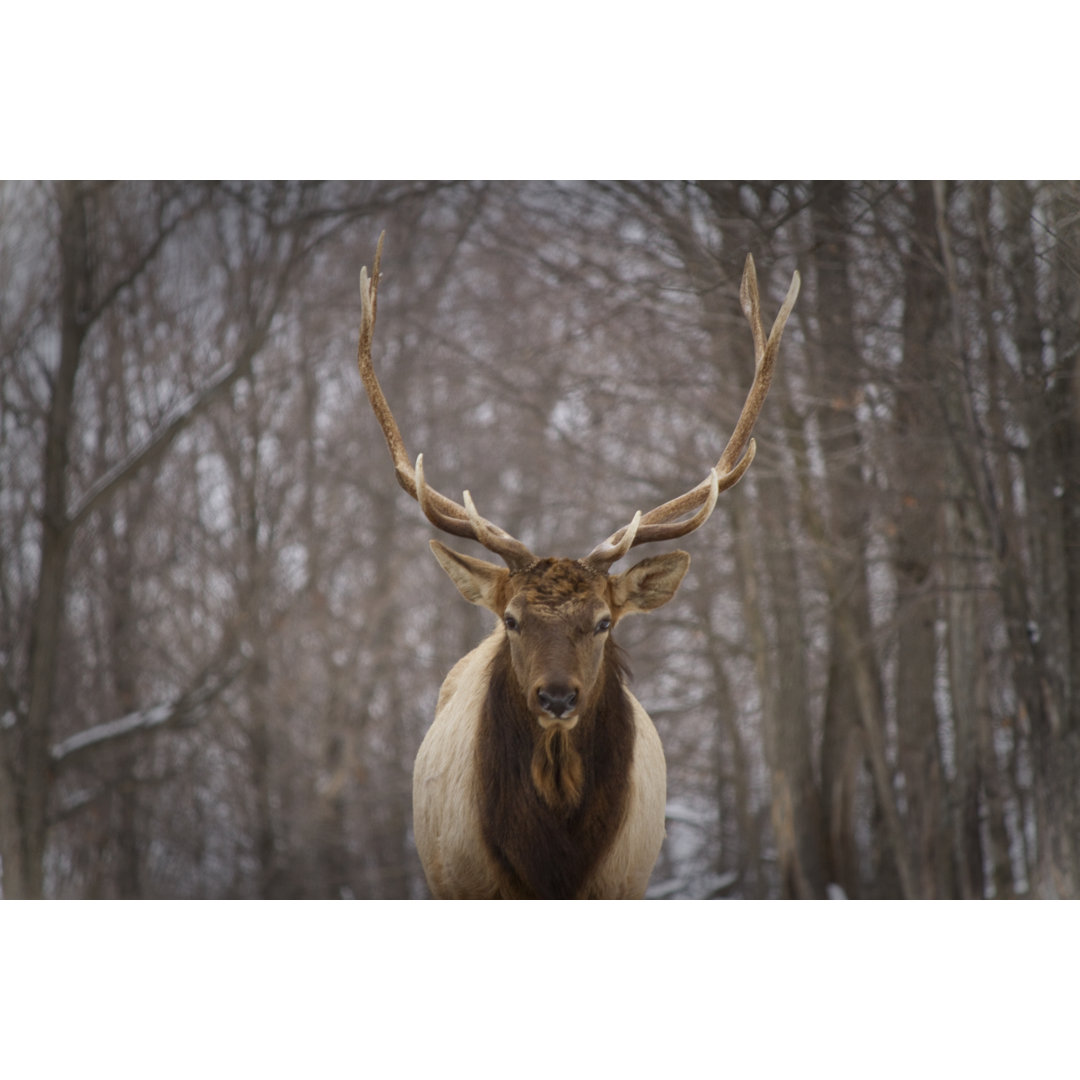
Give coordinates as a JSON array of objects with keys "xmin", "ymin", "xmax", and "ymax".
[{"xmin": 4, "ymin": 180, "xmax": 1078, "ymax": 898}]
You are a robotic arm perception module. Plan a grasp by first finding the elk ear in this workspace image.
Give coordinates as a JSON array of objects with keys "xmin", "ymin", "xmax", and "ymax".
[
  {"xmin": 609, "ymin": 551, "xmax": 690, "ymax": 618},
  {"xmin": 429, "ymin": 540, "xmax": 509, "ymax": 614}
]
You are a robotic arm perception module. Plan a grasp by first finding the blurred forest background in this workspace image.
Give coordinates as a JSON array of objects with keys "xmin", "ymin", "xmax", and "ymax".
[{"xmin": 2, "ymin": 180, "xmax": 1078, "ymax": 899}]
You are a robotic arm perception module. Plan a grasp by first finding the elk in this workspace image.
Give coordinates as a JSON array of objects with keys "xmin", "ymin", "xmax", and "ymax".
[{"xmin": 356, "ymin": 234, "xmax": 799, "ymax": 899}]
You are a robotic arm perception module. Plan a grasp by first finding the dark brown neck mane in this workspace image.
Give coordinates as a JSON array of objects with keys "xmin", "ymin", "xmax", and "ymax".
[{"xmin": 477, "ymin": 637, "xmax": 635, "ymax": 899}]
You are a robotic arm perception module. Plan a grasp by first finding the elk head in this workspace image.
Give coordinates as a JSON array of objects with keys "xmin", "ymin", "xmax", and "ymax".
[
  {"xmin": 356, "ymin": 233, "xmax": 799, "ymax": 729},
  {"xmin": 429, "ymin": 545, "xmax": 691, "ymax": 730}
]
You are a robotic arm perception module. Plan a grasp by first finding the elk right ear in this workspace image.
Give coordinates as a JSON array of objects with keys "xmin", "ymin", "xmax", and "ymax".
[
  {"xmin": 609, "ymin": 550, "xmax": 691, "ymax": 619},
  {"xmin": 429, "ymin": 540, "xmax": 509, "ymax": 614}
]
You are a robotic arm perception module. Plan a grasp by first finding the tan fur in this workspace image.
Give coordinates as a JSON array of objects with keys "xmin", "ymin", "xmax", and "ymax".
[{"xmin": 413, "ymin": 627, "xmax": 667, "ymax": 899}]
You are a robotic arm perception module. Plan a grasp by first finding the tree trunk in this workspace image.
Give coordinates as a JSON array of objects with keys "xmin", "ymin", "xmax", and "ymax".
[
  {"xmin": 735, "ymin": 477, "xmax": 826, "ymax": 898},
  {"xmin": 808, "ymin": 181, "xmax": 914, "ymax": 898},
  {"xmin": 893, "ymin": 181, "xmax": 955, "ymax": 897},
  {"xmin": 2, "ymin": 184, "xmax": 91, "ymax": 897}
]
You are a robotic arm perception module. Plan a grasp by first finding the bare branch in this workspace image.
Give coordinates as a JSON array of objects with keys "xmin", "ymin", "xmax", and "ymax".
[
  {"xmin": 51, "ymin": 659, "xmax": 245, "ymax": 767},
  {"xmin": 67, "ymin": 353, "xmax": 254, "ymax": 533}
]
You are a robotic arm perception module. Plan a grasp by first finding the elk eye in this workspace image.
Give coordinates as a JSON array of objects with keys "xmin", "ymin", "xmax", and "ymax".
[
  {"xmin": 504, "ymin": 613, "xmax": 519, "ymax": 632},
  {"xmin": 594, "ymin": 616, "xmax": 612, "ymax": 635}
]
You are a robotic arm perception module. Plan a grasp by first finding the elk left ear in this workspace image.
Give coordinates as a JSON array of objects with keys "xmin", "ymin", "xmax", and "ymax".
[
  {"xmin": 609, "ymin": 551, "xmax": 691, "ymax": 618},
  {"xmin": 429, "ymin": 540, "xmax": 509, "ymax": 614}
]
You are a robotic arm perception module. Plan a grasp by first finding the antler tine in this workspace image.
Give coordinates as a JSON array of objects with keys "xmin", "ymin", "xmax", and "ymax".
[
  {"xmin": 583, "ymin": 510, "xmax": 642, "ymax": 571},
  {"xmin": 717, "ymin": 254, "xmax": 801, "ymax": 476},
  {"xmin": 584, "ymin": 468, "xmax": 723, "ymax": 569},
  {"xmin": 410, "ymin": 456, "xmax": 534, "ymax": 568},
  {"xmin": 462, "ymin": 489, "xmax": 536, "ymax": 570},
  {"xmin": 358, "ymin": 233, "xmax": 536, "ymax": 568},
  {"xmin": 586, "ymin": 255, "xmax": 799, "ymax": 566},
  {"xmin": 412, "ymin": 453, "xmax": 479, "ymax": 541}
]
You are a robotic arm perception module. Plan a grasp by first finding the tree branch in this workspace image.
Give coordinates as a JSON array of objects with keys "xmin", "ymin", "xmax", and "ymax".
[
  {"xmin": 66, "ymin": 346, "xmax": 257, "ymax": 533},
  {"xmin": 50, "ymin": 657, "xmax": 246, "ymax": 767}
]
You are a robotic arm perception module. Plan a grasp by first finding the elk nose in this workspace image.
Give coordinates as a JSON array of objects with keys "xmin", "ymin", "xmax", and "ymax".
[{"xmin": 537, "ymin": 685, "xmax": 578, "ymax": 718}]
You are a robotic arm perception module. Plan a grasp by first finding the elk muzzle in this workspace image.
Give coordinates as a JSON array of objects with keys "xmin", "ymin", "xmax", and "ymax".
[{"xmin": 535, "ymin": 682, "xmax": 580, "ymax": 723}]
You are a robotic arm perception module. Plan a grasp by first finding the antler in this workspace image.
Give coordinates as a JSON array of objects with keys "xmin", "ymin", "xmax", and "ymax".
[
  {"xmin": 358, "ymin": 233, "xmax": 536, "ymax": 570},
  {"xmin": 584, "ymin": 253, "xmax": 800, "ymax": 571},
  {"xmin": 359, "ymin": 235, "xmax": 798, "ymax": 576}
]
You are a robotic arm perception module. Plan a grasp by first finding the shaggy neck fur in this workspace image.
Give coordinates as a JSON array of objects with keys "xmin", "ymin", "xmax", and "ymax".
[
  {"xmin": 476, "ymin": 636, "xmax": 635, "ymax": 899},
  {"xmin": 531, "ymin": 725, "xmax": 584, "ymax": 812}
]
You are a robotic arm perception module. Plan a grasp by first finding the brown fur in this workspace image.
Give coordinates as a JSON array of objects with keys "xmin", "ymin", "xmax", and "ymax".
[
  {"xmin": 531, "ymin": 727, "xmax": 585, "ymax": 811},
  {"xmin": 477, "ymin": 636, "xmax": 635, "ymax": 899},
  {"xmin": 412, "ymin": 626, "xmax": 668, "ymax": 899}
]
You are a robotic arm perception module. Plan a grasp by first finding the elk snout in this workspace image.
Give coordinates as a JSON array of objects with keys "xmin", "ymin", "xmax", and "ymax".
[{"xmin": 535, "ymin": 682, "xmax": 579, "ymax": 720}]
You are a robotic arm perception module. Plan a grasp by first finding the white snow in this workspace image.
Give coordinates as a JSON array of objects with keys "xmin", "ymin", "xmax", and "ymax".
[{"xmin": 51, "ymin": 701, "xmax": 175, "ymax": 762}]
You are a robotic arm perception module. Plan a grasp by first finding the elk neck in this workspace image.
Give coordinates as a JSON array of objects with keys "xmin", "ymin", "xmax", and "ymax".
[{"xmin": 476, "ymin": 632, "xmax": 635, "ymax": 899}]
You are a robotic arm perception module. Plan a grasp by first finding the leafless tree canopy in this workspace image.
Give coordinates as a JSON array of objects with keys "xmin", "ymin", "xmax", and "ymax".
[{"xmin": 2, "ymin": 180, "xmax": 1079, "ymax": 898}]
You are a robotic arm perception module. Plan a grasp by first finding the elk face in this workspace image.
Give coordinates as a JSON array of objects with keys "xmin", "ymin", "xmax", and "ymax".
[
  {"xmin": 429, "ymin": 544, "xmax": 691, "ymax": 728},
  {"xmin": 500, "ymin": 560, "xmax": 613, "ymax": 729}
]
